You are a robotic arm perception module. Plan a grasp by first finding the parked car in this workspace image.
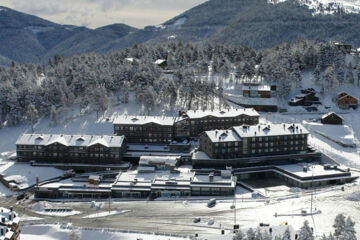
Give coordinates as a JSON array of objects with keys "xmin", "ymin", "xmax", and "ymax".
[
  {"xmin": 193, "ymin": 217, "xmax": 201, "ymax": 223},
  {"xmin": 208, "ymin": 218, "xmax": 214, "ymax": 225},
  {"xmin": 207, "ymin": 198, "xmax": 217, "ymax": 208}
]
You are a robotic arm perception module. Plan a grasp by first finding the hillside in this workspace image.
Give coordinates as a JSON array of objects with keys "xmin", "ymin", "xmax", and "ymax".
[
  {"xmin": 2, "ymin": 0, "xmax": 360, "ymax": 63},
  {"xmin": 0, "ymin": 6, "xmax": 136, "ymax": 63}
]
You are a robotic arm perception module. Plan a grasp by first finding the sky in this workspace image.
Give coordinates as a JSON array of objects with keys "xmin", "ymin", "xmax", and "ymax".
[{"xmin": 0, "ymin": 0, "xmax": 208, "ymax": 29}]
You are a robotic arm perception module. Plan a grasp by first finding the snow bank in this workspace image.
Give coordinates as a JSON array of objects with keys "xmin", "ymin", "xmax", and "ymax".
[
  {"xmin": 21, "ymin": 224, "xmax": 189, "ymax": 240},
  {"xmin": 346, "ymin": 191, "xmax": 360, "ymax": 201}
]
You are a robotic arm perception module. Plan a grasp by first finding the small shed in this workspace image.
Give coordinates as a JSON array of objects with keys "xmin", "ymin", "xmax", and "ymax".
[{"xmin": 321, "ymin": 112, "xmax": 343, "ymax": 125}]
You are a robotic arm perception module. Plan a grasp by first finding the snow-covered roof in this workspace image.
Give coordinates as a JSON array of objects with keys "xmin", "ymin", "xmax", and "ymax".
[
  {"xmin": 0, "ymin": 226, "xmax": 14, "ymax": 240},
  {"xmin": 203, "ymin": 123, "xmax": 309, "ymax": 142},
  {"xmin": 0, "ymin": 207, "xmax": 20, "ymax": 226},
  {"xmin": 113, "ymin": 115, "xmax": 175, "ymax": 126},
  {"xmin": 185, "ymin": 108, "xmax": 259, "ymax": 119},
  {"xmin": 321, "ymin": 112, "xmax": 344, "ymax": 120},
  {"xmin": 139, "ymin": 156, "xmax": 180, "ymax": 167},
  {"xmin": 154, "ymin": 59, "xmax": 166, "ymax": 65},
  {"xmin": 233, "ymin": 123, "xmax": 309, "ymax": 138},
  {"xmin": 242, "ymin": 85, "xmax": 271, "ymax": 91},
  {"xmin": 16, "ymin": 134, "xmax": 125, "ymax": 148},
  {"xmin": 202, "ymin": 129, "xmax": 242, "ymax": 143}
]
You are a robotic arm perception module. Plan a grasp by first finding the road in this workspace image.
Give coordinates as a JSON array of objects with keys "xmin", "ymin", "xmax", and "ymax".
[{"xmin": 1, "ymin": 182, "xmax": 360, "ymax": 238}]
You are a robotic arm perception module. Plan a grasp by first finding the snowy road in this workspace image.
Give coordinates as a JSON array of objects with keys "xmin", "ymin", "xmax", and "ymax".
[{"xmin": 1, "ymin": 181, "xmax": 359, "ymax": 239}]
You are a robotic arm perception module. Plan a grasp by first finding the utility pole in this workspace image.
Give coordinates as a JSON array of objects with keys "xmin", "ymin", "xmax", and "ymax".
[
  {"xmin": 109, "ymin": 194, "xmax": 111, "ymax": 214},
  {"xmin": 310, "ymin": 164, "xmax": 313, "ymax": 215},
  {"xmin": 234, "ymin": 197, "xmax": 236, "ymax": 226}
]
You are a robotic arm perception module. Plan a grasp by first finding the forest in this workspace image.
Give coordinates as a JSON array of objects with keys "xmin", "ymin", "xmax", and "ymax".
[{"xmin": 0, "ymin": 40, "xmax": 358, "ymax": 127}]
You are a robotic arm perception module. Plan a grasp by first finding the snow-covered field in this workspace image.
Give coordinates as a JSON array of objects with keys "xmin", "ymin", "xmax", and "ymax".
[{"xmin": 21, "ymin": 224, "xmax": 189, "ymax": 240}]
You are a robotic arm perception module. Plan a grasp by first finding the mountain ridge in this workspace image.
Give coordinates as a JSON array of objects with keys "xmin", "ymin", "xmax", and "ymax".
[{"xmin": 2, "ymin": 0, "xmax": 360, "ymax": 64}]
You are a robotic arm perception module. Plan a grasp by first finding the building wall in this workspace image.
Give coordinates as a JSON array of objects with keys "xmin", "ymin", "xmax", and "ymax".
[
  {"xmin": 200, "ymin": 133, "xmax": 308, "ymax": 159},
  {"xmin": 188, "ymin": 115, "xmax": 259, "ymax": 137},
  {"xmin": 16, "ymin": 142, "xmax": 125, "ymax": 164},
  {"xmin": 114, "ymin": 123, "xmax": 173, "ymax": 143},
  {"xmin": 243, "ymin": 90, "xmax": 271, "ymax": 98},
  {"xmin": 321, "ymin": 115, "xmax": 343, "ymax": 125},
  {"xmin": 338, "ymin": 96, "xmax": 358, "ymax": 109}
]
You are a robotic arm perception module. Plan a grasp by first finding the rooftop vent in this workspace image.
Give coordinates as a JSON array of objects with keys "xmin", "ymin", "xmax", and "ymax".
[{"xmin": 35, "ymin": 136, "xmax": 44, "ymax": 140}]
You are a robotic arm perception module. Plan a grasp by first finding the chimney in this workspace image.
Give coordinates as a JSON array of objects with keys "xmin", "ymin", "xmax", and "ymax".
[
  {"xmin": 1, "ymin": 228, "xmax": 3, "ymax": 236},
  {"xmin": 2, "ymin": 217, "xmax": 5, "ymax": 223},
  {"xmin": 178, "ymin": 111, "xmax": 183, "ymax": 117},
  {"xmin": 209, "ymin": 172, "xmax": 214, "ymax": 182},
  {"xmin": 36, "ymin": 177, "xmax": 40, "ymax": 186}
]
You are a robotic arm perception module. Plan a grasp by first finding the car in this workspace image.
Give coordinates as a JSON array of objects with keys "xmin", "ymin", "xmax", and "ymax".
[
  {"xmin": 193, "ymin": 217, "xmax": 201, "ymax": 223},
  {"xmin": 208, "ymin": 218, "xmax": 214, "ymax": 225},
  {"xmin": 207, "ymin": 198, "xmax": 216, "ymax": 208},
  {"xmin": 16, "ymin": 193, "xmax": 25, "ymax": 200},
  {"xmin": 305, "ymin": 106, "xmax": 318, "ymax": 112}
]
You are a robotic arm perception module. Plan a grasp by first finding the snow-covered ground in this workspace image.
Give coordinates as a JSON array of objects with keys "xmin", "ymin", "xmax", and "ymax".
[
  {"xmin": 268, "ymin": 0, "xmax": 360, "ymax": 14},
  {"xmin": 82, "ymin": 210, "xmax": 130, "ymax": 219},
  {"xmin": 21, "ymin": 224, "xmax": 189, "ymax": 240},
  {"xmin": 0, "ymin": 159, "xmax": 63, "ymax": 190},
  {"xmin": 303, "ymin": 121, "xmax": 355, "ymax": 146}
]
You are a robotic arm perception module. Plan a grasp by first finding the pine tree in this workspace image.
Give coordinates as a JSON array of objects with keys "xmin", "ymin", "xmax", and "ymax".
[
  {"xmin": 50, "ymin": 105, "xmax": 58, "ymax": 126},
  {"xmin": 314, "ymin": 64, "xmax": 321, "ymax": 85},
  {"xmin": 333, "ymin": 214, "xmax": 346, "ymax": 238},
  {"xmin": 282, "ymin": 227, "xmax": 291, "ymax": 240},
  {"xmin": 339, "ymin": 217, "xmax": 357, "ymax": 240},
  {"xmin": 25, "ymin": 103, "xmax": 38, "ymax": 133},
  {"xmin": 247, "ymin": 228, "xmax": 256, "ymax": 240},
  {"xmin": 298, "ymin": 220, "xmax": 314, "ymax": 240},
  {"xmin": 233, "ymin": 230, "xmax": 246, "ymax": 240}
]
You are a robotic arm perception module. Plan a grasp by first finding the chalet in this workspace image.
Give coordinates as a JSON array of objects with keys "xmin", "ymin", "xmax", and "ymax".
[
  {"xmin": 16, "ymin": 134, "xmax": 126, "ymax": 164},
  {"xmin": 321, "ymin": 112, "xmax": 343, "ymax": 125},
  {"xmin": 113, "ymin": 115, "xmax": 175, "ymax": 144},
  {"xmin": 337, "ymin": 92, "xmax": 358, "ymax": 109},
  {"xmin": 289, "ymin": 91, "xmax": 319, "ymax": 106},
  {"xmin": 199, "ymin": 123, "xmax": 309, "ymax": 159},
  {"xmin": 0, "ymin": 208, "xmax": 20, "ymax": 240},
  {"xmin": 242, "ymin": 85, "xmax": 271, "ymax": 98},
  {"xmin": 174, "ymin": 108, "xmax": 260, "ymax": 138}
]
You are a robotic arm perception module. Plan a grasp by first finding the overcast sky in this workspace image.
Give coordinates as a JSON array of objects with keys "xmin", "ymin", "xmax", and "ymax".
[{"xmin": 0, "ymin": 0, "xmax": 208, "ymax": 28}]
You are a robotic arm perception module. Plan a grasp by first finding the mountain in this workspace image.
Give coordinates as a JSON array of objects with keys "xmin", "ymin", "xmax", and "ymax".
[
  {"xmin": 43, "ymin": 24, "xmax": 136, "ymax": 58},
  {"xmin": 100, "ymin": 0, "xmax": 360, "ymax": 51},
  {"xmin": 2, "ymin": 0, "xmax": 360, "ymax": 64},
  {"xmin": 209, "ymin": 0, "xmax": 360, "ymax": 48},
  {"xmin": 0, "ymin": 6, "xmax": 136, "ymax": 63}
]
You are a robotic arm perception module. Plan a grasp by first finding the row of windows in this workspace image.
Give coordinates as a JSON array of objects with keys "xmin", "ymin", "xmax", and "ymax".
[
  {"xmin": 18, "ymin": 145, "xmax": 120, "ymax": 151},
  {"xmin": 250, "ymin": 135, "xmax": 306, "ymax": 142},
  {"xmin": 214, "ymin": 146, "xmax": 306, "ymax": 154},
  {"xmin": 18, "ymin": 151, "xmax": 120, "ymax": 158},
  {"xmin": 191, "ymin": 118, "xmax": 256, "ymax": 124},
  {"xmin": 115, "ymin": 125, "xmax": 172, "ymax": 131},
  {"xmin": 127, "ymin": 138, "xmax": 172, "ymax": 143},
  {"xmin": 124, "ymin": 132, "xmax": 172, "ymax": 137}
]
